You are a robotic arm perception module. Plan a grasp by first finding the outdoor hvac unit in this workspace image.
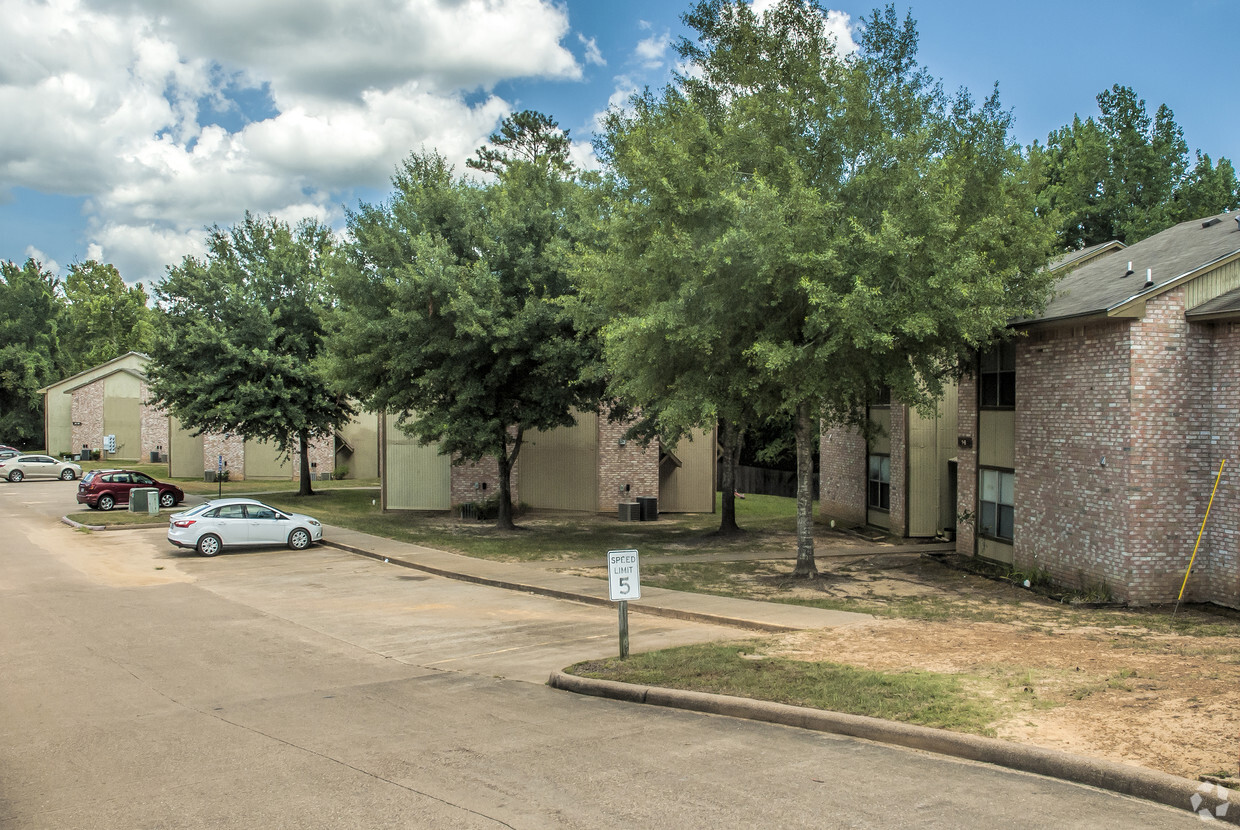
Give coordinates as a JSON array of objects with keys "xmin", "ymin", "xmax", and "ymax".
[{"xmin": 618, "ymin": 502, "xmax": 641, "ymax": 522}]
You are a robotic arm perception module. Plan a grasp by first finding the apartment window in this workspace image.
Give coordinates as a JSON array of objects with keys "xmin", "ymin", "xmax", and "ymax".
[
  {"xmin": 867, "ymin": 455, "xmax": 890, "ymax": 511},
  {"xmin": 979, "ymin": 468, "xmax": 1014, "ymax": 541},
  {"xmin": 980, "ymin": 342, "xmax": 1015, "ymax": 408}
]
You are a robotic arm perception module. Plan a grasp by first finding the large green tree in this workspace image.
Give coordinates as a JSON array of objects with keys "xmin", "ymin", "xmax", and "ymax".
[
  {"xmin": 0, "ymin": 258, "xmax": 65, "ymax": 447},
  {"xmin": 1033, "ymin": 84, "xmax": 1240, "ymax": 249},
  {"xmin": 330, "ymin": 113, "xmax": 603, "ymax": 529},
  {"xmin": 147, "ymin": 213, "xmax": 352, "ymax": 496},
  {"xmin": 60, "ymin": 260, "xmax": 155, "ymax": 373},
  {"xmin": 585, "ymin": 0, "xmax": 1055, "ymax": 575}
]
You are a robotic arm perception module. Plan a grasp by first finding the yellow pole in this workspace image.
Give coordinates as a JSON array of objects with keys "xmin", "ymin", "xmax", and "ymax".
[{"xmin": 1178, "ymin": 459, "xmax": 1226, "ymax": 604}]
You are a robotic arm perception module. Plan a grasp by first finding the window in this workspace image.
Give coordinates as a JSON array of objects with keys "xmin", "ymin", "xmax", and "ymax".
[
  {"xmin": 246, "ymin": 505, "xmax": 278, "ymax": 520},
  {"xmin": 979, "ymin": 468, "xmax": 1014, "ymax": 541},
  {"xmin": 867, "ymin": 455, "xmax": 890, "ymax": 511},
  {"xmin": 980, "ymin": 342, "xmax": 1015, "ymax": 408}
]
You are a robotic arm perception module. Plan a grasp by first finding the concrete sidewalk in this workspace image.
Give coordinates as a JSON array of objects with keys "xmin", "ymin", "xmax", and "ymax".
[{"xmin": 322, "ymin": 524, "xmax": 873, "ymax": 633}]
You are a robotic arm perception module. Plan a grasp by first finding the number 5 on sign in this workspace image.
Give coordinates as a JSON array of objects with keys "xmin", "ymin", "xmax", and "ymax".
[{"xmin": 607, "ymin": 549, "xmax": 641, "ymax": 601}]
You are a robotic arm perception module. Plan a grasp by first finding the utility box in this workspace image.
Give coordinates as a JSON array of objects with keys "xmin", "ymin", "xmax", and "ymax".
[
  {"xmin": 637, "ymin": 496, "xmax": 658, "ymax": 521},
  {"xmin": 129, "ymin": 488, "xmax": 159, "ymax": 514},
  {"xmin": 618, "ymin": 502, "xmax": 641, "ymax": 522}
]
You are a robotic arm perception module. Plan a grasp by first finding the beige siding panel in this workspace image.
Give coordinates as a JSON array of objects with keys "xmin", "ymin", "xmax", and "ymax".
[
  {"xmin": 338, "ymin": 412, "xmax": 380, "ymax": 479},
  {"xmin": 906, "ymin": 383, "xmax": 959, "ymax": 537},
  {"xmin": 1184, "ymin": 259, "xmax": 1240, "ymax": 310},
  {"xmin": 169, "ymin": 417, "xmax": 203, "ymax": 478},
  {"xmin": 869, "ymin": 407, "xmax": 891, "ymax": 455},
  {"xmin": 42, "ymin": 354, "xmax": 148, "ymax": 454},
  {"xmin": 521, "ymin": 412, "xmax": 598, "ymax": 511},
  {"xmin": 102, "ymin": 374, "xmax": 141, "ymax": 461},
  {"xmin": 979, "ymin": 410, "xmax": 1016, "ymax": 469},
  {"xmin": 978, "ymin": 536, "xmax": 1014, "ymax": 565},
  {"xmin": 658, "ymin": 426, "xmax": 716, "ymax": 513},
  {"xmin": 244, "ymin": 438, "xmax": 293, "ymax": 479},
  {"xmin": 385, "ymin": 413, "xmax": 451, "ymax": 510}
]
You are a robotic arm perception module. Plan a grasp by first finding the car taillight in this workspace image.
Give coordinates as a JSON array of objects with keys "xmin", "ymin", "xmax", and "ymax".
[{"xmin": 173, "ymin": 519, "xmax": 196, "ymax": 528}]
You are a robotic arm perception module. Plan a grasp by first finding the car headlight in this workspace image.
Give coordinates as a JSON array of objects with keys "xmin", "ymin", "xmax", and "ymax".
[{"xmin": 308, "ymin": 520, "xmax": 320, "ymax": 526}]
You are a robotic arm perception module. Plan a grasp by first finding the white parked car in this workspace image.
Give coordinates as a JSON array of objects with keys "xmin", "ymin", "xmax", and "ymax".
[
  {"xmin": 167, "ymin": 498, "xmax": 323, "ymax": 557},
  {"xmin": 0, "ymin": 454, "xmax": 82, "ymax": 482}
]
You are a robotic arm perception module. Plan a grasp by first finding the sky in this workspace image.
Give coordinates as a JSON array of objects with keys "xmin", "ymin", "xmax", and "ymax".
[{"xmin": 2, "ymin": 0, "xmax": 1237, "ymax": 287}]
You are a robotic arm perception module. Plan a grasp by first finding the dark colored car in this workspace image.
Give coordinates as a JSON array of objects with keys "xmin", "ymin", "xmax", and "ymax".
[{"xmin": 76, "ymin": 469, "xmax": 185, "ymax": 511}]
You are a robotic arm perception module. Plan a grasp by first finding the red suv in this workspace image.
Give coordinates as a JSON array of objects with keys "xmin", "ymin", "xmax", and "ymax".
[{"xmin": 77, "ymin": 469, "xmax": 185, "ymax": 511}]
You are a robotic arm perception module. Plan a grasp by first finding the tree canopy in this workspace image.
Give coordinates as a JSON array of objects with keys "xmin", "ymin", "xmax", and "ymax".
[
  {"xmin": 147, "ymin": 213, "xmax": 352, "ymax": 496},
  {"xmin": 0, "ymin": 258, "xmax": 65, "ymax": 446},
  {"xmin": 61, "ymin": 260, "xmax": 155, "ymax": 373},
  {"xmin": 330, "ymin": 113, "xmax": 603, "ymax": 529},
  {"xmin": 1033, "ymin": 84, "xmax": 1240, "ymax": 249},
  {"xmin": 582, "ymin": 0, "xmax": 1056, "ymax": 573}
]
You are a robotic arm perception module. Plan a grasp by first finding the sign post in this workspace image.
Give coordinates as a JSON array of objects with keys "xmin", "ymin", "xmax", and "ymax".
[
  {"xmin": 607, "ymin": 549, "xmax": 640, "ymax": 658},
  {"xmin": 217, "ymin": 454, "xmax": 224, "ymax": 499}
]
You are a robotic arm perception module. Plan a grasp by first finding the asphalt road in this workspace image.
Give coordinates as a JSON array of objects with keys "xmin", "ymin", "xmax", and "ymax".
[{"xmin": 0, "ymin": 479, "xmax": 1204, "ymax": 828}]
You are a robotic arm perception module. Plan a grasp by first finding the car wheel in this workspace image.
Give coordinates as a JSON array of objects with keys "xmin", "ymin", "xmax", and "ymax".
[
  {"xmin": 9, "ymin": 470, "xmax": 23, "ymax": 482},
  {"xmin": 288, "ymin": 528, "xmax": 312, "ymax": 550},
  {"xmin": 98, "ymin": 494, "xmax": 115, "ymax": 511},
  {"xmin": 159, "ymin": 491, "xmax": 177, "ymax": 508},
  {"xmin": 197, "ymin": 534, "xmax": 222, "ymax": 557},
  {"xmin": 60, "ymin": 468, "xmax": 76, "ymax": 481}
]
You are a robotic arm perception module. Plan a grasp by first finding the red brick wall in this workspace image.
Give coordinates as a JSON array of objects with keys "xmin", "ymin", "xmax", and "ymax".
[
  {"xmin": 955, "ymin": 372, "xmax": 978, "ymax": 556},
  {"xmin": 1198, "ymin": 321, "xmax": 1240, "ymax": 606},
  {"xmin": 819, "ymin": 423, "xmax": 866, "ymax": 524},
  {"xmin": 450, "ymin": 455, "xmax": 519, "ymax": 507},
  {"xmin": 70, "ymin": 382, "xmax": 104, "ymax": 456},
  {"xmin": 596, "ymin": 418, "xmax": 658, "ymax": 512},
  {"xmin": 889, "ymin": 404, "xmax": 907, "ymax": 537},
  {"xmin": 203, "ymin": 433, "xmax": 245, "ymax": 479},
  {"xmin": 1014, "ymin": 321, "xmax": 1132, "ymax": 596},
  {"xmin": 139, "ymin": 382, "xmax": 169, "ymax": 462}
]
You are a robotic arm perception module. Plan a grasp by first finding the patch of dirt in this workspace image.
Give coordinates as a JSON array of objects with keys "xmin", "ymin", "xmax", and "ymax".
[{"xmin": 649, "ymin": 552, "xmax": 1240, "ymax": 782}]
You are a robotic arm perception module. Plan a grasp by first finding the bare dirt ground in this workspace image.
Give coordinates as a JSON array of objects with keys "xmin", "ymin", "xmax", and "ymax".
[{"xmin": 633, "ymin": 550, "xmax": 1240, "ymax": 783}]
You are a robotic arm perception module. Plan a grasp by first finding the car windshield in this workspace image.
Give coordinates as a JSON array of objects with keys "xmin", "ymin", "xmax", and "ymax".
[{"xmin": 178, "ymin": 503, "xmax": 215, "ymax": 517}]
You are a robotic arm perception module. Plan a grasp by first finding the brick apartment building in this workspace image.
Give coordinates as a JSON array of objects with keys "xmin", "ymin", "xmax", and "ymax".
[{"xmin": 821, "ymin": 212, "xmax": 1240, "ymax": 607}]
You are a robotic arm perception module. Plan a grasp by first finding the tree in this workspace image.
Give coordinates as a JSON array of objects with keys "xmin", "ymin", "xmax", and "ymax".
[
  {"xmin": 147, "ymin": 213, "xmax": 352, "ymax": 496},
  {"xmin": 60, "ymin": 260, "xmax": 155, "ymax": 373},
  {"xmin": 0, "ymin": 258, "xmax": 65, "ymax": 447},
  {"xmin": 585, "ymin": 0, "xmax": 1055, "ymax": 575},
  {"xmin": 1033, "ymin": 84, "xmax": 1240, "ymax": 249},
  {"xmin": 330, "ymin": 113, "xmax": 603, "ymax": 529}
]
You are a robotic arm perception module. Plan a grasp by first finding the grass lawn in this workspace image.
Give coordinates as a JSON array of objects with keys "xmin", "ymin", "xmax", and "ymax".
[
  {"xmin": 253, "ymin": 489, "xmax": 808, "ymax": 562},
  {"xmin": 568, "ymin": 642, "xmax": 998, "ymax": 734}
]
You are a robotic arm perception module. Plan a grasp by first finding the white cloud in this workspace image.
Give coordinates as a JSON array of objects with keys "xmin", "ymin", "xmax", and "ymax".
[
  {"xmin": 749, "ymin": 3, "xmax": 857, "ymax": 53},
  {"xmin": 24, "ymin": 245, "xmax": 60, "ymax": 275},
  {"xmin": 0, "ymin": 0, "xmax": 584, "ymax": 283},
  {"xmin": 634, "ymin": 31, "xmax": 672, "ymax": 69},
  {"xmin": 593, "ymin": 76, "xmax": 640, "ymax": 133},
  {"xmin": 579, "ymin": 34, "xmax": 605, "ymax": 67}
]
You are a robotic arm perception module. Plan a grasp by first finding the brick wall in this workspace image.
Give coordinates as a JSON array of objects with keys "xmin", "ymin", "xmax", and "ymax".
[
  {"xmin": 450, "ymin": 455, "xmax": 519, "ymax": 507},
  {"xmin": 70, "ymin": 382, "xmax": 104, "ymax": 457},
  {"xmin": 596, "ymin": 417, "xmax": 658, "ymax": 512},
  {"xmin": 1198, "ymin": 321, "xmax": 1240, "ymax": 606},
  {"xmin": 819, "ymin": 423, "xmax": 866, "ymax": 524},
  {"xmin": 203, "ymin": 433, "xmax": 246, "ymax": 479},
  {"xmin": 290, "ymin": 434, "xmax": 336, "ymax": 479},
  {"xmin": 1014, "ymin": 320, "xmax": 1133, "ymax": 598},
  {"xmin": 139, "ymin": 382, "xmax": 169, "ymax": 462},
  {"xmin": 955, "ymin": 372, "xmax": 978, "ymax": 556},
  {"xmin": 889, "ymin": 403, "xmax": 907, "ymax": 537},
  {"xmin": 1124, "ymin": 290, "xmax": 1212, "ymax": 604}
]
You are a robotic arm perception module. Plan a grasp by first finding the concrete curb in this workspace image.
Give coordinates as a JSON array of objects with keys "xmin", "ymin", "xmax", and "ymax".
[
  {"xmin": 324, "ymin": 540, "xmax": 799, "ymax": 633},
  {"xmin": 61, "ymin": 516, "xmax": 167, "ymax": 531},
  {"xmin": 60, "ymin": 516, "xmax": 105, "ymax": 531},
  {"xmin": 548, "ymin": 670, "xmax": 1236, "ymax": 823}
]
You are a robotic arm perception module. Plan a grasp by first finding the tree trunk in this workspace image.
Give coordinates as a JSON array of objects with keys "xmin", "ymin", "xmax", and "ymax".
[
  {"xmin": 716, "ymin": 417, "xmax": 743, "ymax": 535},
  {"xmin": 792, "ymin": 401, "xmax": 817, "ymax": 577},
  {"xmin": 494, "ymin": 425, "xmax": 523, "ymax": 531},
  {"xmin": 297, "ymin": 428, "xmax": 314, "ymax": 497}
]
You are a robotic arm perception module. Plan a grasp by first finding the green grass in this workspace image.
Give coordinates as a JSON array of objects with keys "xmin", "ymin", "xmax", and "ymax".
[
  {"xmin": 253, "ymin": 489, "xmax": 806, "ymax": 563},
  {"xmin": 569, "ymin": 641, "xmax": 998, "ymax": 734}
]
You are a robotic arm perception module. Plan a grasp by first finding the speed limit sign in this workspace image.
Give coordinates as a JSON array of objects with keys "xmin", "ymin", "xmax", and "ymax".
[{"xmin": 607, "ymin": 549, "xmax": 641, "ymax": 601}]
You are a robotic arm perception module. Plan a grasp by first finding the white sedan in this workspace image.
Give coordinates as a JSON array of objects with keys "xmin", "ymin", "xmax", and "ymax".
[
  {"xmin": 167, "ymin": 497, "xmax": 323, "ymax": 557},
  {"xmin": 0, "ymin": 454, "xmax": 82, "ymax": 482}
]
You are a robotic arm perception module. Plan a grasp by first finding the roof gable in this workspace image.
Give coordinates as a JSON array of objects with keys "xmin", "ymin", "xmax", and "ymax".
[{"xmin": 1030, "ymin": 213, "xmax": 1240, "ymax": 325}]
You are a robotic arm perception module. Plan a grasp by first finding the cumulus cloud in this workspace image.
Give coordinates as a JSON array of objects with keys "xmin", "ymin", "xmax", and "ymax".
[
  {"xmin": 579, "ymin": 34, "xmax": 605, "ymax": 67},
  {"xmin": 634, "ymin": 31, "xmax": 672, "ymax": 69},
  {"xmin": 749, "ymin": 2, "xmax": 857, "ymax": 53},
  {"xmin": 0, "ymin": 0, "xmax": 584, "ymax": 283},
  {"xmin": 24, "ymin": 245, "xmax": 60, "ymax": 275}
]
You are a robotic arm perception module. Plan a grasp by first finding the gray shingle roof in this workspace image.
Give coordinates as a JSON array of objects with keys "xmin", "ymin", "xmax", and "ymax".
[
  {"xmin": 1049, "ymin": 240, "xmax": 1125, "ymax": 273},
  {"xmin": 1031, "ymin": 213, "xmax": 1240, "ymax": 324},
  {"xmin": 1186, "ymin": 284, "xmax": 1240, "ymax": 319}
]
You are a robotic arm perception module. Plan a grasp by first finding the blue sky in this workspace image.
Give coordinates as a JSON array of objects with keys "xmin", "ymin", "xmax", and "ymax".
[{"xmin": 1, "ymin": 0, "xmax": 1236, "ymax": 285}]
